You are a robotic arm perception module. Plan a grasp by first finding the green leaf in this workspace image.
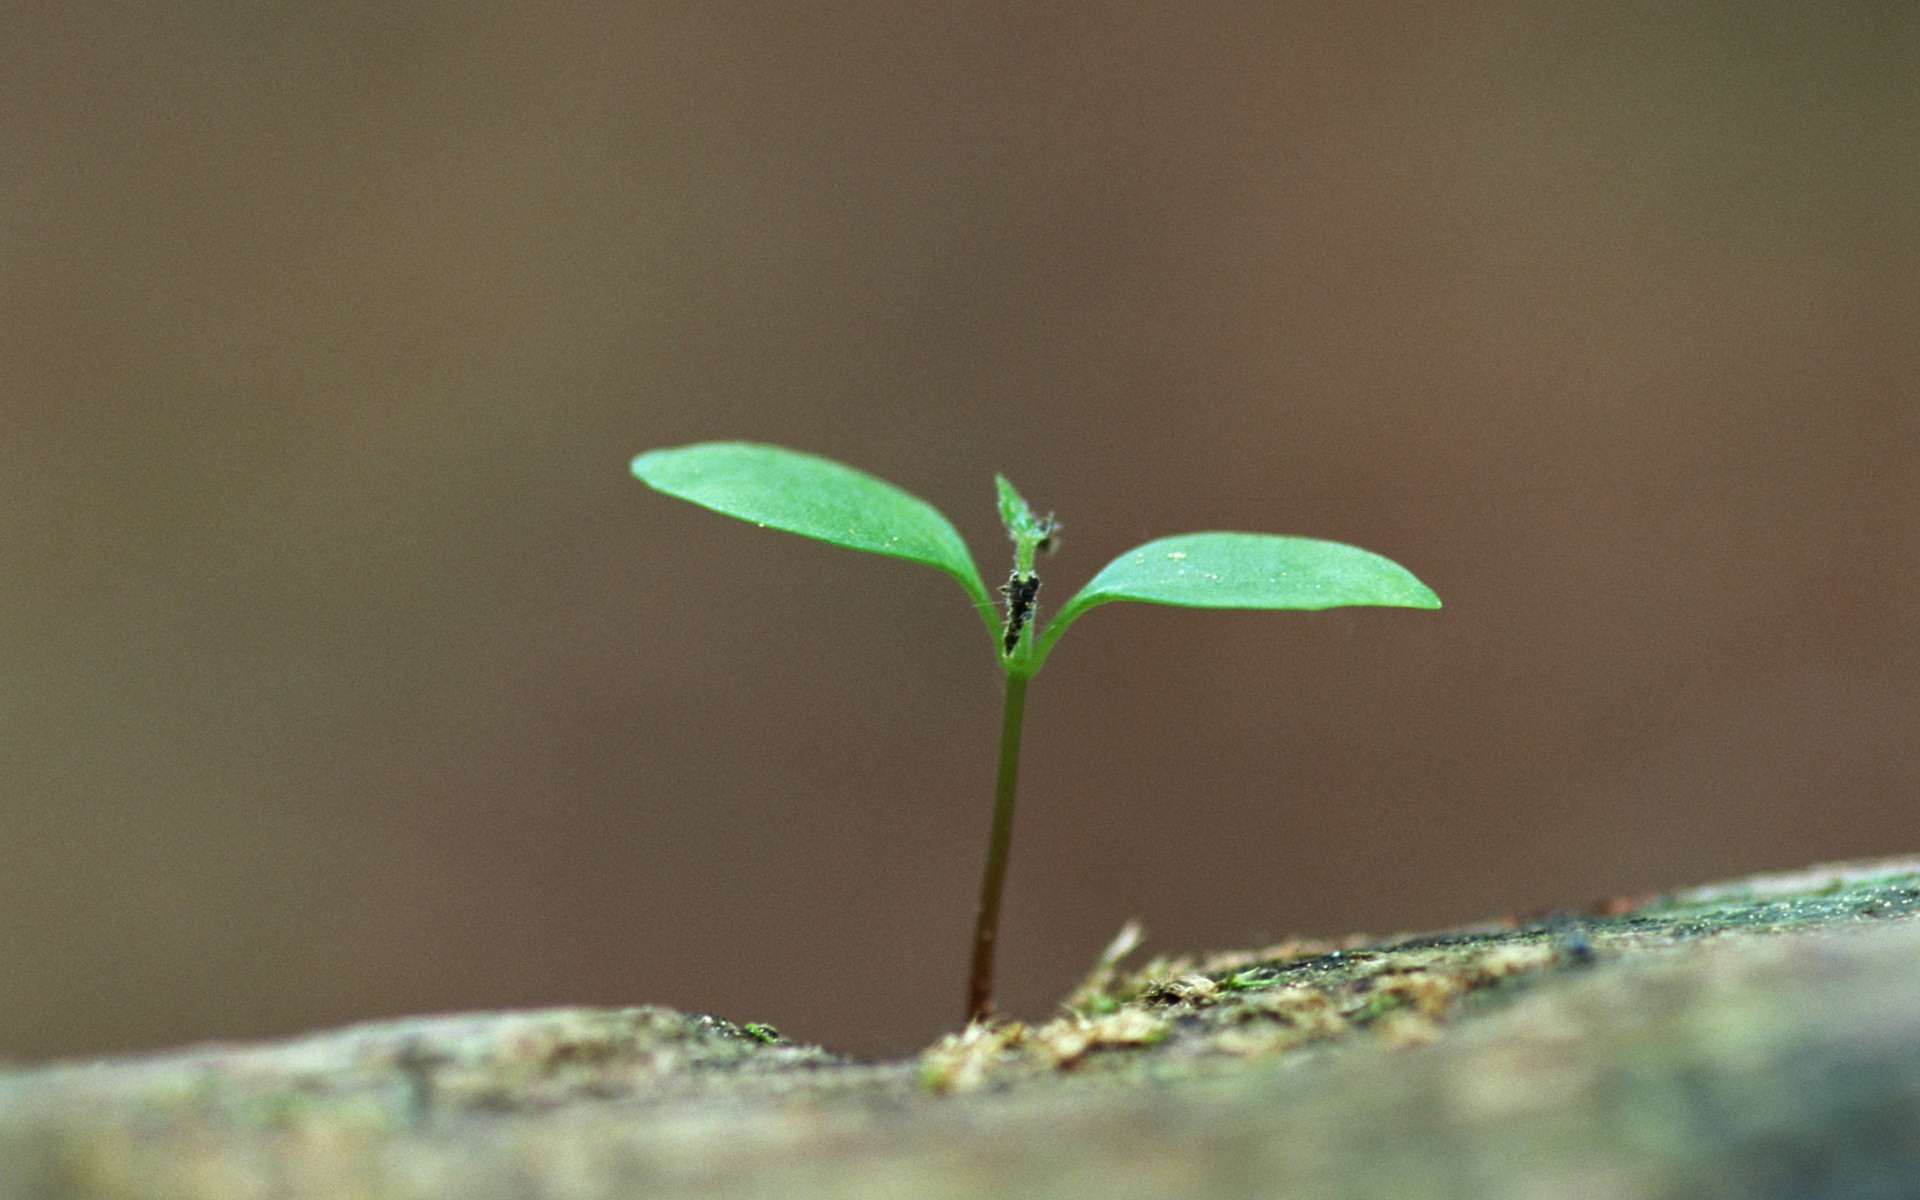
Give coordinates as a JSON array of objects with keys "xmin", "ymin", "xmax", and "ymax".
[
  {"xmin": 631, "ymin": 442, "xmax": 994, "ymax": 614},
  {"xmin": 1036, "ymin": 532, "xmax": 1439, "ymax": 663},
  {"xmin": 995, "ymin": 474, "xmax": 1040, "ymax": 537}
]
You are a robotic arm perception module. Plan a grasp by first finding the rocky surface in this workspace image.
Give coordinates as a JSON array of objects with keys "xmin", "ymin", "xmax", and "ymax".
[{"xmin": 6, "ymin": 858, "xmax": 1920, "ymax": 1199}]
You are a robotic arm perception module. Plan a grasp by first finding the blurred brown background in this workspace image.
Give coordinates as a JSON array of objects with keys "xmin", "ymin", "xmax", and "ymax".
[{"xmin": 3, "ymin": 5, "xmax": 1915, "ymax": 1062}]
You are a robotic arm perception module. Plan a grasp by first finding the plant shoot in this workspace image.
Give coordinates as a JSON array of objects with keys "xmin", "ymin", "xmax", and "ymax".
[{"xmin": 631, "ymin": 441, "xmax": 1440, "ymax": 1026}]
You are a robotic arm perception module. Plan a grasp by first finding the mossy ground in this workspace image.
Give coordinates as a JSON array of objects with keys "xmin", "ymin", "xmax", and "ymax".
[{"xmin": 921, "ymin": 857, "xmax": 1920, "ymax": 1092}]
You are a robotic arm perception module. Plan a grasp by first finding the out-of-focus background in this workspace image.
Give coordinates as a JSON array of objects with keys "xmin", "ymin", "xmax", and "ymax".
[{"xmin": 3, "ymin": 6, "xmax": 1915, "ymax": 1062}]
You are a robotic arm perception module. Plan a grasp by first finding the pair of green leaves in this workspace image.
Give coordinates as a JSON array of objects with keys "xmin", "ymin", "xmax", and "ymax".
[{"xmin": 630, "ymin": 442, "xmax": 1439, "ymax": 675}]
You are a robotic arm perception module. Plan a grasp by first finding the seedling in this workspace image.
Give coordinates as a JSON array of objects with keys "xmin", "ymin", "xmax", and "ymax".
[{"xmin": 631, "ymin": 442, "xmax": 1440, "ymax": 1026}]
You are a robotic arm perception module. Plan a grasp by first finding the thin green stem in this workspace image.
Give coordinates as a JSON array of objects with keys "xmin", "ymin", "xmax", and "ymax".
[{"xmin": 966, "ymin": 669, "xmax": 1031, "ymax": 1025}]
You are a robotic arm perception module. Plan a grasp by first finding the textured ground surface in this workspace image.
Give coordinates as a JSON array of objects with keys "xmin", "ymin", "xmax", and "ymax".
[{"xmin": 6, "ymin": 857, "xmax": 1920, "ymax": 1199}]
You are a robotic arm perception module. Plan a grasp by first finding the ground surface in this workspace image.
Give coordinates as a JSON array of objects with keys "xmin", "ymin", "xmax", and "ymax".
[{"xmin": 6, "ymin": 858, "xmax": 1920, "ymax": 1199}]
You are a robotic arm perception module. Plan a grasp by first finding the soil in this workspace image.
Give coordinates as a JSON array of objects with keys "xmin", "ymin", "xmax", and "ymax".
[{"xmin": 5, "ymin": 857, "xmax": 1920, "ymax": 1199}]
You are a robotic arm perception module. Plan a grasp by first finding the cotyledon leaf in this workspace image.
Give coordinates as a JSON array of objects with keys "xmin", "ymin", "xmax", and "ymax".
[
  {"xmin": 1034, "ymin": 532, "xmax": 1440, "ymax": 663},
  {"xmin": 631, "ymin": 442, "xmax": 995, "ymax": 614}
]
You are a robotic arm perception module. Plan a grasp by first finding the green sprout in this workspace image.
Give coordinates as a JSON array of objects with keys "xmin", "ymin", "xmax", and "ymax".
[{"xmin": 631, "ymin": 442, "xmax": 1441, "ymax": 1026}]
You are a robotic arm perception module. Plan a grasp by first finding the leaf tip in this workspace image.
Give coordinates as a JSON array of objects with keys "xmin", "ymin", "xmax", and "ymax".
[
  {"xmin": 630, "ymin": 447, "xmax": 678, "ymax": 486},
  {"xmin": 1406, "ymin": 580, "xmax": 1443, "ymax": 610}
]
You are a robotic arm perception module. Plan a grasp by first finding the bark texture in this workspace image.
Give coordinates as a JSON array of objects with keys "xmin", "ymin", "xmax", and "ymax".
[{"xmin": 5, "ymin": 858, "xmax": 1920, "ymax": 1199}]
